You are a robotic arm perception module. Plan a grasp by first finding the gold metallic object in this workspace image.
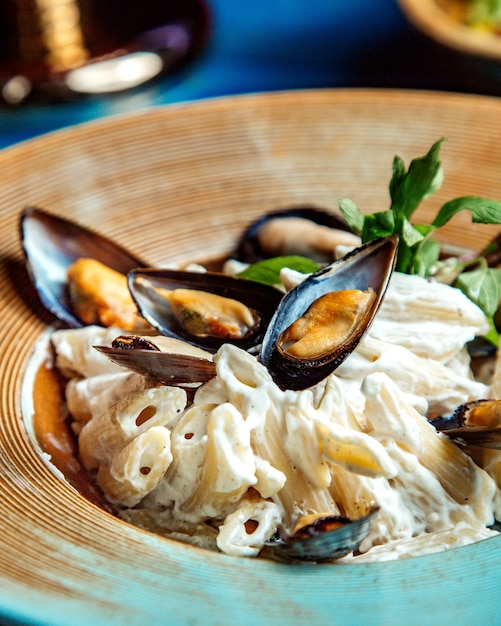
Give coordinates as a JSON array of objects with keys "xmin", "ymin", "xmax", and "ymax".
[{"xmin": 0, "ymin": 0, "xmax": 210, "ymax": 102}]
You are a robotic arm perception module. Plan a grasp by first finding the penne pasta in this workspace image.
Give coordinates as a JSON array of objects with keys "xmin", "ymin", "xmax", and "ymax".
[
  {"xmin": 78, "ymin": 386, "xmax": 186, "ymax": 469},
  {"xmin": 49, "ymin": 263, "xmax": 500, "ymax": 561},
  {"xmin": 348, "ymin": 521, "xmax": 498, "ymax": 563},
  {"xmin": 215, "ymin": 344, "xmax": 340, "ymax": 533},
  {"xmin": 66, "ymin": 371, "xmax": 151, "ymax": 424},
  {"xmin": 371, "ymin": 272, "xmax": 491, "ymax": 362},
  {"xmin": 337, "ymin": 336, "xmax": 489, "ymax": 416},
  {"xmin": 52, "ymin": 325, "xmax": 126, "ymax": 378},
  {"xmin": 97, "ymin": 426, "xmax": 172, "ymax": 507},
  {"xmin": 362, "ymin": 372, "xmax": 495, "ymax": 526},
  {"xmin": 178, "ymin": 403, "xmax": 257, "ymax": 521},
  {"xmin": 216, "ymin": 493, "xmax": 282, "ymax": 557}
]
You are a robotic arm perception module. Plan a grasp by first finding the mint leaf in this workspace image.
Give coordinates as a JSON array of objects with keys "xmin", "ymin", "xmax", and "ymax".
[
  {"xmin": 413, "ymin": 237, "xmax": 441, "ymax": 276},
  {"xmin": 394, "ymin": 219, "xmax": 426, "ymax": 274},
  {"xmin": 399, "ymin": 234, "xmax": 441, "ymax": 277},
  {"xmin": 338, "ymin": 198, "xmax": 364, "ymax": 235},
  {"xmin": 389, "ymin": 138, "xmax": 445, "ymax": 220},
  {"xmin": 237, "ymin": 256, "xmax": 320, "ymax": 286},
  {"xmin": 432, "ymin": 196, "xmax": 501, "ymax": 228},
  {"xmin": 389, "ymin": 155, "xmax": 406, "ymax": 202},
  {"xmin": 483, "ymin": 317, "xmax": 500, "ymax": 348},
  {"xmin": 454, "ymin": 264, "xmax": 501, "ymax": 347},
  {"xmin": 361, "ymin": 210, "xmax": 395, "ymax": 242},
  {"xmin": 455, "ymin": 266, "xmax": 501, "ymax": 317},
  {"xmin": 401, "ymin": 217, "xmax": 426, "ymax": 247}
]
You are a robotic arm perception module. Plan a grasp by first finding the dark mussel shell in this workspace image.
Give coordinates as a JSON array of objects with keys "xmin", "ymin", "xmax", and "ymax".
[
  {"xmin": 430, "ymin": 399, "xmax": 501, "ymax": 449},
  {"xmin": 20, "ymin": 206, "xmax": 145, "ymax": 327},
  {"xmin": 235, "ymin": 206, "xmax": 357, "ymax": 264},
  {"xmin": 259, "ymin": 236, "xmax": 398, "ymax": 391},
  {"xmin": 128, "ymin": 268, "xmax": 284, "ymax": 352},
  {"xmin": 95, "ymin": 346, "xmax": 216, "ymax": 386},
  {"xmin": 260, "ymin": 508, "xmax": 379, "ymax": 564},
  {"xmin": 94, "ymin": 337, "xmax": 216, "ymax": 386}
]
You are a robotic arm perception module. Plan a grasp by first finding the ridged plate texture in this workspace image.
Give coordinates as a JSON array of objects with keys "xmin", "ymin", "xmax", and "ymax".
[{"xmin": 1, "ymin": 89, "xmax": 501, "ymax": 625}]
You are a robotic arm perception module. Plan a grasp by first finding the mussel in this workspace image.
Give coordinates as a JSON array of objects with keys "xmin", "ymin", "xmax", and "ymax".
[
  {"xmin": 20, "ymin": 206, "xmax": 146, "ymax": 328},
  {"xmin": 21, "ymin": 206, "xmax": 398, "ymax": 393},
  {"xmin": 115, "ymin": 237, "xmax": 396, "ymax": 390},
  {"xmin": 235, "ymin": 206, "xmax": 361, "ymax": 264},
  {"xmin": 259, "ymin": 236, "xmax": 398, "ymax": 391},
  {"xmin": 431, "ymin": 399, "xmax": 501, "ymax": 449},
  {"xmin": 259, "ymin": 508, "xmax": 379, "ymax": 564},
  {"xmin": 94, "ymin": 335, "xmax": 216, "ymax": 386},
  {"xmin": 97, "ymin": 237, "xmax": 397, "ymax": 391},
  {"xmin": 127, "ymin": 268, "xmax": 284, "ymax": 352}
]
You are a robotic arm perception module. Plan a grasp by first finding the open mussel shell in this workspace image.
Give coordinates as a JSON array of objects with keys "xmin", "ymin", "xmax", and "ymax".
[
  {"xmin": 128, "ymin": 268, "xmax": 284, "ymax": 352},
  {"xmin": 431, "ymin": 399, "xmax": 501, "ymax": 449},
  {"xmin": 260, "ymin": 508, "xmax": 379, "ymax": 564},
  {"xmin": 436, "ymin": 424, "xmax": 501, "ymax": 449},
  {"xmin": 259, "ymin": 236, "xmax": 398, "ymax": 391},
  {"xmin": 94, "ymin": 347, "xmax": 216, "ymax": 386},
  {"xmin": 94, "ymin": 335, "xmax": 216, "ymax": 389},
  {"xmin": 20, "ymin": 206, "xmax": 145, "ymax": 327},
  {"xmin": 235, "ymin": 206, "xmax": 360, "ymax": 264}
]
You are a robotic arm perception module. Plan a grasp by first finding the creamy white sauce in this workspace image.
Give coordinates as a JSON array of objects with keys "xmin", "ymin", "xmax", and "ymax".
[{"xmin": 40, "ymin": 269, "xmax": 501, "ymax": 562}]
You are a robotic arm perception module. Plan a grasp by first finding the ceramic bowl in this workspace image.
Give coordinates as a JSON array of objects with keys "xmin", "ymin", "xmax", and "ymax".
[
  {"xmin": 1, "ymin": 89, "xmax": 500, "ymax": 625},
  {"xmin": 398, "ymin": 0, "xmax": 501, "ymax": 60}
]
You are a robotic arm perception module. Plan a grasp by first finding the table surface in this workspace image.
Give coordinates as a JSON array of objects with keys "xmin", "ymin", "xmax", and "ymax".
[{"xmin": 2, "ymin": 0, "xmax": 501, "ymax": 151}]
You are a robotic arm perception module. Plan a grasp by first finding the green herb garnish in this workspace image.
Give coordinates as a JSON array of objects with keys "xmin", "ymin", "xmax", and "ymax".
[
  {"xmin": 237, "ymin": 255, "xmax": 320, "ymax": 287},
  {"xmin": 339, "ymin": 138, "xmax": 501, "ymax": 346},
  {"xmin": 467, "ymin": 0, "xmax": 501, "ymax": 29}
]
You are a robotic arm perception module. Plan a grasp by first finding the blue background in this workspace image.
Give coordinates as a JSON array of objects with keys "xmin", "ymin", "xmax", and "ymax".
[{"xmin": 0, "ymin": 0, "xmax": 499, "ymax": 150}]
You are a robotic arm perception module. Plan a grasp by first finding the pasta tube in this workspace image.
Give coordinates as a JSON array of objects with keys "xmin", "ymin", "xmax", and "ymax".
[
  {"xmin": 371, "ymin": 272, "xmax": 490, "ymax": 362},
  {"xmin": 217, "ymin": 493, "xmax": 281, "ymax": 557},
  {"xmin": 97, "ymin": 426, "xmax": 172, "ymax": 507},
  {"xmin": 283, "ymin": 388, "xmax": 396, "ymax": 487},
  {"xmin": 149, "ymin": 403, "xmax": 214, "ymax": 512},
  {"xmin": 337, "ymin": 336, "xmax": 489, "ymax": 415},
  {"xmin": 215, "ymin": 345, "xmax": 340, "ymax": 532},
  {"xmin": 464, "ymin": 446, "xmax": 501, "ymax": 522},
  {"xmin": 350, "ymin": 521, "xmax": 498, "ymax": 563},
  {"xmin": 178, "ymin": 403, "xmax": 257, "ymax": 521},
  {"xmin": 362, "ymin": 372, "xmax": 496, "ymax": 526},
  {"xmin": 52, "ymin": 325, "xmax": 126, "ymax": 377},
  {"xmin": 66, "ymin": 371, "xmax": 150, "ymax": 425},
  {"xmin": 78, "ymin": 386, "xmax": 187, "ymax": 469}
]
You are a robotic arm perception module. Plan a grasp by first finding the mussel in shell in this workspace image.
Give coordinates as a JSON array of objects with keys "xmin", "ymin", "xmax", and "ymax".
[
  {"xmin": 235, "ymin": 206, "xmax": 361, "ymax": 264},
  {"xmin": 260, "ymin": 508, "xmax": 379, "ymax": 563},
  {"xmin": 259, "ymin": 236, "xmax": 398, "ymax": 390},
  {"xmin": 127, "ymin": 268, "xmax": 284, "ymax": 353},
  {"xmin": 431, "ymin": 399, "xmax": 501, "ymax": 448},
  {"xmin": 120, "ymin": 237, "xmax": 397, "ymax": 390},
  {"xmin": 21, "ymin": 205, "xmax": 398, "ymax": 392},
  {"xmin": 20, "ymin": 206, "xmax": 146, "ymax": 328}
]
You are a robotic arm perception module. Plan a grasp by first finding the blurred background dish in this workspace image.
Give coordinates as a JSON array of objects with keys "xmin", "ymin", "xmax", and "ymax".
[
  {"xmin": 398, "ymin": 0, "xmax": 501, "ymax": 60},
  {"xmin": 0, "ymin": 0, "xmax": 210, "ymax": 103},
  {"xmin": 5, "ymin": 0, "xmax": 501, "ymax": 149}
]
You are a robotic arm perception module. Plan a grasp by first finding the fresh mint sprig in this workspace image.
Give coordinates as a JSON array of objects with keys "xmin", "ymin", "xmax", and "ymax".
[
  {"xmin": 339, "ymin": 139, "xmax": 501, "ymax": 345},
  {"xmin": 237, "ymin": 255, "xmax": 319, "ymax": 286}
]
